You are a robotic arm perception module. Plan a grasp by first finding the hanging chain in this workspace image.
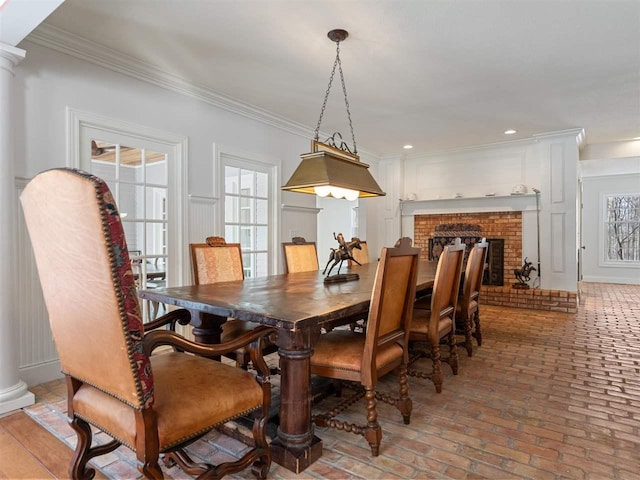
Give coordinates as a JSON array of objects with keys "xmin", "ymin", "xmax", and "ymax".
[{"xmin": 313, "ymin": 41, "xmax": 358, "ymax": 154}]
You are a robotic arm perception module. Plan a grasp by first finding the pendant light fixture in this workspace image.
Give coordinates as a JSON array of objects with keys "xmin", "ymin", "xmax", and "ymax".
[{"xmin": 282, "ymin": 29, "xmax": 385, "ymax": 199}]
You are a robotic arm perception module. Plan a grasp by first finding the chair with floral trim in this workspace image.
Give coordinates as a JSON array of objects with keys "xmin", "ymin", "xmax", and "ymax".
[{"xmin": 21, "ymin": 168, "xmax": 272, "ymax": 480}]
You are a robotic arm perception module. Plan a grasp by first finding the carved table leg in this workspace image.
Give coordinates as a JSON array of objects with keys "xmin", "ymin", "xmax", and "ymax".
[
  {"xmin": 270, "ymin": 329, "xmax": 322, "ymax": 473},
  {"xmin": 189, "ymin": 311, "xmax": 225, "ymax": 344}
]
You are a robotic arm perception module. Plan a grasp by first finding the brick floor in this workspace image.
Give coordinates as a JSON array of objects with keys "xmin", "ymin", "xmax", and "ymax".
[{"xmin": 25, "ymin": 282, "xmax": 640, "ymax": 479}]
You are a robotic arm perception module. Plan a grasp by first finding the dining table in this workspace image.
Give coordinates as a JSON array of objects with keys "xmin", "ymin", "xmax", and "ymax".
[{"xmin": 139, "ymin": 259, "xmax": 437, "ymax": 473}]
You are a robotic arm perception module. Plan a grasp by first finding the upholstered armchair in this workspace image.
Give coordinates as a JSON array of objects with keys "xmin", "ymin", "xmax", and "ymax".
[{"xmin": 21, "ymin": 168, "xmax": 272, "ymax": 480}]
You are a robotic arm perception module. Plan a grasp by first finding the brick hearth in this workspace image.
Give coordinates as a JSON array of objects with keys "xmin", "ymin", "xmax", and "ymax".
[{"xmin": 414, "ymin": 211, "xmax": 577, "ymax": 312}]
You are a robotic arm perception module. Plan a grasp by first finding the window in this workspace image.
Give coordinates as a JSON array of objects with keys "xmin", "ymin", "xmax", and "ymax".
[
  {"xmin": 604, "ymin": 194, "xmax": 640, "ymax": 263},
  {"xmin": 224, "ymin": 165, "xmax": 270, "ymax": 278},
  {"xmin": 90, "ymin": 141, "xmax": 169, "ymax": 291}
]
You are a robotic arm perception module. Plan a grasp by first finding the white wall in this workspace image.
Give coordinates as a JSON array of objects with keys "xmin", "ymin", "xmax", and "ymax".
[{"xmin": 581, "ymin": 157, "xmax": 640, "ymax": 284}]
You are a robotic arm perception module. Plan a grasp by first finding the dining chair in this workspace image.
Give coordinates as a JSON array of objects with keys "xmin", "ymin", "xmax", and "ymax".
[
  {"xmin": 348, "ymin": 239, "xmax": 369, "ymax": 266},
  {"xmin": 190, "ymin": 240, "xmax": 278, "ymax": 370},
  {"xmin": 21, "ymin": 168, "xmax": 272, "ymax": 479},
  {"xmin": 282, "ymin": 237, "xmax": 319, "ymax": 273},
  {"xmin": 309, "ymin": 237, "xmax": 420, "ymax": 456},
  {"xmin": 408, "ymin": 237, "xmax": 465, "ymax": 393},
  {"xmin": 456, "ymin": 238, "xmax": 489, "ymax": 356}
]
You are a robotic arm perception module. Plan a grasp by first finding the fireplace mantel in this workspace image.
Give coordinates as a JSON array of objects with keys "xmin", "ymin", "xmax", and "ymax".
[{"xmin": 400, "ymin": 193, "xmax": 537, "ymax": 216}]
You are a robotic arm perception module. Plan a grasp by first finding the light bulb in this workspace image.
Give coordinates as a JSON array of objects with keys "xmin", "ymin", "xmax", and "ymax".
[
  {"xmin": 344, "ymin": 189, "xmax": 360, "ymax": 201},
  {"xmin": 314, "ymin": 185, "xmax": 332, "ymax": 197}
]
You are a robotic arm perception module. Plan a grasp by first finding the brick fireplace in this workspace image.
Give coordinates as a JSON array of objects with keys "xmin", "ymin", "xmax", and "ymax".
[{"xmin": 413, "ymin": 211, "xmax": 577, "ymax": 313}]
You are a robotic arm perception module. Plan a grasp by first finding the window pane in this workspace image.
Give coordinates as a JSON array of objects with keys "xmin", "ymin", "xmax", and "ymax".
[
  {"xmin": 256, "ymin": 199, "xmax": 268, "ymax": 224},
  {"xmin": 240, "ymin": 169, "xmax": 254, "ymax": 196},
  {"xmin": 146, "ymin": 223, "xmax": 165, "ymax": 256},
  {"xmin": 225, "ymin": 167, "xmax": 240, "ymax": 194},
  {"xmin": 145, "ymin": 153, "xmax": 167, "ymax": 185},
  {"xmin": 242, "ymin": 253, "xmax": 253, "ymax": 278},
  {"xmin": 225, "ymin": 195, "xmax": 239, "ymax": 223},
  {"xmin": 123, "ymin": 221, "xmax": 143, "ymax": 253},
  {"xmin": 256, "ymin": 172, "xmax": 268, "ymax": 197},
  {"xmin": 146, "ymin": 187, "xmax": 166, "ymax": 221},
  {"xmin": 255, "ymin": 252, "xmax": 268, "ymax": 277},
  {"xmin": 605, "ymin": 194, "xmax": 640, "ymax": 263},
  {"xmin": 240, "ymin": 197, "xmax": 252, "ymax": 223},
  {"xmin": 240, "ymin": 226, "xmax": 252, "ymax": 250},
  {"xmin": 225, "ymin": 225, "xmax": 239, "ymax": 243},
  {"xmin": 256, "ymin": 226, "xmax": 268, "ymax": 250}
]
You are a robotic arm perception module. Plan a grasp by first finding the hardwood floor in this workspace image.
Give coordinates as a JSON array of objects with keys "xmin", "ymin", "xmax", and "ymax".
[{"xmin": 0, "ymin": 411, "xmax": 108, "ymax": 480}]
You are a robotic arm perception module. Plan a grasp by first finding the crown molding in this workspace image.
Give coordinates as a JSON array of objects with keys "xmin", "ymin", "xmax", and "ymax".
[{"xmin": 26, "ymin": 24, "xmax": 317, "ymax": 140}]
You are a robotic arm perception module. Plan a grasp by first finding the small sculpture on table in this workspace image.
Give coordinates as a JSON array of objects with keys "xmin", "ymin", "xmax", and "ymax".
[
  {"xmin": 513, "ymin": 257, "xmax": 536, "ymax": 289},
  {"xmin": 323, "ymin": 232, "xmax": 362, "ymax": 284}
]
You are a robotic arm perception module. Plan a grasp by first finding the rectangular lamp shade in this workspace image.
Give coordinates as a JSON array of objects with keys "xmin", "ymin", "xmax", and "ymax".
[{"xmin": 281, "ymin": 150, "xmax": 385, "ymax": 198}]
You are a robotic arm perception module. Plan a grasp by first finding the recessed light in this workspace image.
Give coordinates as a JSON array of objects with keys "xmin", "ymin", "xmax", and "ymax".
[
  {"xmin": 403, "ymin": 144, "xmax": 413, "ymax": 149},
  {"xmin": 504, "ymin": 129, "xmax": 517, "ymax": 135}
]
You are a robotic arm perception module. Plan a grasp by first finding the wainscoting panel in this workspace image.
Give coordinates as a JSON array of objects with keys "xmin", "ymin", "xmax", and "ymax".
[{"xmin": 188, "ymin": 195, "xmax": 218, "ymax": 243}]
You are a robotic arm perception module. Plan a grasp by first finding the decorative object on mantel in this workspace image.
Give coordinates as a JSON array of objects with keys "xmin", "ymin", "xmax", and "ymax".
[
  {"xmin": 513, "ymin": 257, "xmax": 536, "ymax": 289},
  {"xmin": 511, "ymin": 184, "xmax": 528, "ymax": 195},
  {"xmin": 323, "ymin": 232, "xmax": 362, "ymax": 283},
  {"xmin": 282, "ymin": 29, "xmax": 385, "ymax": 199}
]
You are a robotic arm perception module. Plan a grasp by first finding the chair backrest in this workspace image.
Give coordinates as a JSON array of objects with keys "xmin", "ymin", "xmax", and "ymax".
[
  {"xmin": 429, "ymin": 237, "xmax": 465, "ymax": 341},
  {"xmin": 20, "ymin": 168, "xmax": 154, "ymax": 408},
  {"xmin": 282, "ymin": 237, "xmax": 319, "ymax": 273},
  {"xmin": 349, "ymin": 239, "xmax": 370, "ymax": 266},
  {"xmin": 362, "ymin": 237, "xmax": 421, "ymax": 384},
  {"xmin": 190, "ymin": 241, "xmax": 244, "ymax": 285},
  {"xmin": 460, "ymin": 238, "xmax": 489, "ymax": 311}
]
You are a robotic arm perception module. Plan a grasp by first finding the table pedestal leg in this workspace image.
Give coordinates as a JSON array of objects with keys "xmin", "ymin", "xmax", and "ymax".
[
  {"xmin": 189, "ymin": 311, "xmax": 225, "ymax": 344},
  {"xmin": 271, "ymin": 333, "xmax": 322, "ymax": 473}
]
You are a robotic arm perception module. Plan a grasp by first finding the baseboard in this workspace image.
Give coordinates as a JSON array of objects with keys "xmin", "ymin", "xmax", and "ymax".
[
  {"xmin": 582, "ymin": 276, "xmax": 640, "ymax": 285},
  {"xmin": 19, "ymin": 360, "xmax": 63, "ymax": 387}
]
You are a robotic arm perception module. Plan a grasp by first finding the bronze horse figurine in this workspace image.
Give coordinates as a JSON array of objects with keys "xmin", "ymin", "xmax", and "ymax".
[
  {"xmin": 514, "ymin": 257, "xmax": 536, "ymax": 286},
  {"xmin": 323, "ymin": 234, "xmax": 362, "ymax": 276}
]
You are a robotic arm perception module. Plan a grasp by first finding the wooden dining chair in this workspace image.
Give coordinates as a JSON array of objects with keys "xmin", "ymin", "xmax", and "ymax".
[
  {"xmin": 348, "ymin": 239, "xmax": 369, "ymax": 266},
  {"xmin": 282, "ymin": 237, "xmax": 319, "ymax": 273},
  {"xmin": 456, "ymin": 238, "xmax": 489, "ymax": 356},
  {"xmin": 21, "ymin": 168, "xmax": 272, "ymax": 479},
  {"xmin": 408, "ymin": 237, "xmax": 465, "ymax": 393},
  {"xmin": 190, "ymin": 240, "xmax": 277, "ymax": 369},
  {"xmin": 310, "ymin": 237, "xmax": 420, "ymax": 456}
]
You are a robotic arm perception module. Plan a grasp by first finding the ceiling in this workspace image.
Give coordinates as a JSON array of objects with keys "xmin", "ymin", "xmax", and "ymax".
[{"xmin": 31, "ymin": 0, "xmax": 640, "ymax": 157}]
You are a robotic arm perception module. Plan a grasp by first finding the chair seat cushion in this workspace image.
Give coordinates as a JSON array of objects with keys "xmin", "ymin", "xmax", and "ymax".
[
  {"xmin": 73, "ymin": 352, "xmax": 263, "ymax": 451},
  {"xmin": 410, "ymin": 309, "xmax": 454, "ymax": 341},
  {"xmin": 455, "ymin": 300, "xmax": 478, "ymax": 320},
  {"xmin": 310, "ymin": 330, "xmax": 403, "ymax": 374}
]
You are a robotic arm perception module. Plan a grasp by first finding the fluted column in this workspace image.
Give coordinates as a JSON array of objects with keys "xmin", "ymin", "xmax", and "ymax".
[{"xmin": 0, "ymin": 43, "xmax": 34, "ymax": 414}]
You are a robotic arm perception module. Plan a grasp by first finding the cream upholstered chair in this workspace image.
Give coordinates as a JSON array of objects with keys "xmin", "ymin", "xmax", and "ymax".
[
  {"xmin": 282, "ymin": 237, "xmax": 319, "ymax": 273},
  {"xmin": 456, "ymin": 238, "xmax": 489, "ymax": 356},
  {"xmin": 409, "ymin": 237, "xmax": 464, "ymax": 393},
  {"xmin": 310, "ymin": 237, "xmax": 420, "ymax": 456},
  {"xmin": 21, "ymin": 168, "xmax": 272, "ymax": 479},
  {"xmin": 190, "ymin": 241, "xmax": 277, "ymax": 369}
]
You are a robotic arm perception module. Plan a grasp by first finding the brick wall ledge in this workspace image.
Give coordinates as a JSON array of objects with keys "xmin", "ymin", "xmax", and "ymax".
[{"xmin": 481, "ymin": 286, "xmax": 577, "ymax": 313}]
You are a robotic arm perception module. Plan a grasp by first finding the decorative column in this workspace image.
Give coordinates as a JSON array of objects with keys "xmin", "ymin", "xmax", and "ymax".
[{"xmin": 0, "ymin": 43, "xmax": 34, "ymax": 414}]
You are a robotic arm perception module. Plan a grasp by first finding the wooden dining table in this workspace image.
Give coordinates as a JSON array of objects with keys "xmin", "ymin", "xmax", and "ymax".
[{"xmin": 139, "ymin": 259, "xmax": 437, "ymax": 473}]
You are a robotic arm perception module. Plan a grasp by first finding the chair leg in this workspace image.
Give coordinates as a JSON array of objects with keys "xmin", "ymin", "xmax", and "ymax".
[
  {"xmin": 449, "ymin": 332, "xmax": 459, "ymax": 375},
  {"xmin": 473, "ymin": 310, "xmax": 483, "ymax": 346},
  {"xmin": 463, "ymin": 313, "xmax": 474, "ymax": 357},
  {"xmin": 431, "ymin": 343, "xmax": 443, "ymax": 393},
  {"xmin": 363, "ymin": 386, "xmax": 382, "ymax": 456},
  {"xmin": 68, "ymin": 417, "xmax": 96, "ymax": 480},
  {"xmin": 396, "ymin": 364, "xmax": 412, "ymax": 425}
]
